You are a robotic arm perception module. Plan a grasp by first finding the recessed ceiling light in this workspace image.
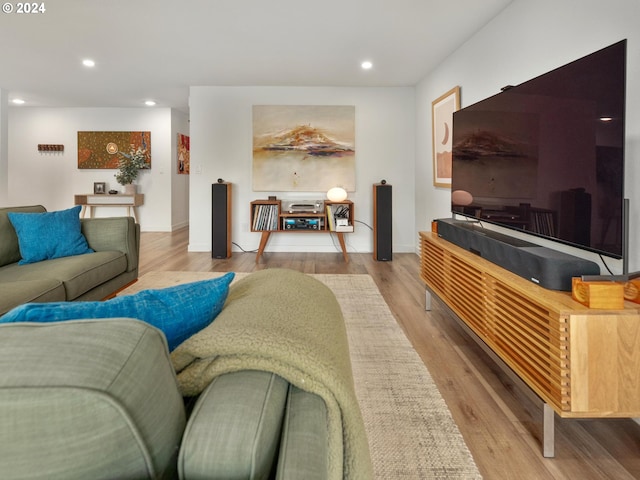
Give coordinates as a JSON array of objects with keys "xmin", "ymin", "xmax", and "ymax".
[
  {"xmin": 145, "ymin": 100, "xmax": 156, "ymax": 106},
  {"xmin": 12, "ymin": 98, "xmax": 25, "ymax": 105},
  {"xmin": 82, "ymin": 59, "xmax": 95, "ymax": 67},
  {"xmin": 361, "ymin": 60, "xmax": 373, "ymax": 70},
  {"xmin": 599, "ymin": 116, "xmax": 613, "ymax": 122}
]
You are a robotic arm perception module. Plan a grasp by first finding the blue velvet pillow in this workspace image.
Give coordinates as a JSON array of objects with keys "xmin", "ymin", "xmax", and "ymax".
[
  {"xmin": 7, "ymin": 205, "xmax": 94, "ymax": 265},
  {"xmin": 0, "ymin": 273, "xmax": 235, "ymax": 351}
]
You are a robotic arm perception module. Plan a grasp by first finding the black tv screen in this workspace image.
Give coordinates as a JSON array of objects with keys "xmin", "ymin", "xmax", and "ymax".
[{"xmin": 451, "ymin": 40, "xmax": 626, "ymax": 259}]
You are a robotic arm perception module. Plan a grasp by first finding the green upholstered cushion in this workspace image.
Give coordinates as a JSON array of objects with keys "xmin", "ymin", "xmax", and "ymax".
[
  {"xmin": 7, "ymin": 206, "xmax": 93, "ymax": 265},
  {"xmin": 179, "ymin": 370, "xmax": 289, "ymax": 479},
  {"xmin": 0, "ymin": 279, "xmax": 65, "ymax": 317},
  {"xmin": 0, "ymin": 251, "xmax": 127, "ymax": 300},
  {"xmin": 80, "ymin": 216, "xmax": 139, "ymax": 272},
  {"xmin": 0, "ymin": 318, "xmax": 186, "ymax": 480},
  {"xmin": 276, "ymin": 385, "xmax": 329, "ymax": 480}
]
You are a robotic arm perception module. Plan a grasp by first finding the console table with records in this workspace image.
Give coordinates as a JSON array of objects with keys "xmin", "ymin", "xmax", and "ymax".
[{"xmin": 250, "ymin": 199, "xmax": 354, "ymax": 263}]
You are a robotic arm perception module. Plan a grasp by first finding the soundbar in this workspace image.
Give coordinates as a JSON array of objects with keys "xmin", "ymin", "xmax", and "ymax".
[{"xmin": 436, "ymin": 218, "xmax": 600, "ymax": 291}]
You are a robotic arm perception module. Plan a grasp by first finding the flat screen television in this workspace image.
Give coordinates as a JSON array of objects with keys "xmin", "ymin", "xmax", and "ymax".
[{"xmin": 451, "ymin": 39, "xmax": 626, "ymax": 259}]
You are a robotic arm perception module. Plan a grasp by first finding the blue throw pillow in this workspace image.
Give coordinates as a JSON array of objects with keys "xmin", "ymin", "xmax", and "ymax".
[
  {"xmin": 7, "ymin": 205, "xmax": 94, "ymax": 265},
  {"xmin": 0, "ymin": 273, "xmax": 235, "ymax": 351}
]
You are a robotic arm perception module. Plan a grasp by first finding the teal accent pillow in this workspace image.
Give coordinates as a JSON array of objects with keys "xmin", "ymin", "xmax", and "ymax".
[
  {"xmin": 7, "ymin": 205, "xmax": 94, "ymax": 265},
  {"xmin": 0, "ymin": 273, "xmax": 235, "ymax": 351}
]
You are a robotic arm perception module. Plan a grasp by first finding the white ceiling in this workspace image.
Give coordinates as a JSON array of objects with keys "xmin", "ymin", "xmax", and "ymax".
[{"xmin": 0, "ymin": 0, "xmax": 513, "ymax": 112}]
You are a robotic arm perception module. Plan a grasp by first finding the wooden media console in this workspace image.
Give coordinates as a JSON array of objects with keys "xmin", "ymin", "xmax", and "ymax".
[{"xmin": 419, "ymin": 231, "xmax": 640, "ymax": 457}]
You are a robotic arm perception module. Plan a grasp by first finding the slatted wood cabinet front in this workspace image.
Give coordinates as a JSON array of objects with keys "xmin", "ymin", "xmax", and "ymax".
[{"xmin": 420, "ymin": 231, "xmax": 640, "ymax": 418}]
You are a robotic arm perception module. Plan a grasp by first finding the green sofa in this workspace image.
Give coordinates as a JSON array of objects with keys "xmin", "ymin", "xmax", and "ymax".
[
  {"xmin": 0, "ymin": 205, "xmax": 140, "ymax": 317},
  {"xmin": 0, "ymin": 318, "xmax": 330, "ymax": 480},
  {"xmin": 0, "ymin": 269, "xmax": 373, "ymax": 480}
]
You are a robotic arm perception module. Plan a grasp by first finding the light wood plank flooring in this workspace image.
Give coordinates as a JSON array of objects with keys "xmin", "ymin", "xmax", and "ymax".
[{"xmin": 139, "ymin": 228, "xmax": 640, "ymax": 479}]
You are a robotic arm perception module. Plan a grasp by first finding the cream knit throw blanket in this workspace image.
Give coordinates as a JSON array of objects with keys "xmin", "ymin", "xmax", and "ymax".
[{"xmin": 170, "ymin": 268, "xmax": 373, "ymax": 480}]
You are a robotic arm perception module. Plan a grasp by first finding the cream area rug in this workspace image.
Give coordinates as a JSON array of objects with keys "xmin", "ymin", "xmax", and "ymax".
[{"xmin": 122, "ymin": 271, "xmax": 482, "ymax": 479}]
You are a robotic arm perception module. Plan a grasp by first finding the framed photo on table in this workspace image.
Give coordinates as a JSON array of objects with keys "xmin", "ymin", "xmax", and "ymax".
[
  {"xmin": 431, "ymin": 86, "xmax": 460, "ymax": 187},
  {"xmin": 93, "ymin": 182, "xmax": 106, "ymax": 194}
]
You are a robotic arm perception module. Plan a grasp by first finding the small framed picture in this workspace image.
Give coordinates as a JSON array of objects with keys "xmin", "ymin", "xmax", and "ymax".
[
  {"xmin": 432, "ymin": 86, "xmax": 460, "ymax": 188},
  {"xmin": 94, "ymin": 182, "xmax": 106, "ymax": 194}
]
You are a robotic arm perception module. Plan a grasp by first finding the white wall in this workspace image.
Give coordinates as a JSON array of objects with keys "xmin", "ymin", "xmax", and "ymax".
[
  {"xmin": 416, "ymin": 0, "xmax": 640, "ymax": 273},
  {"xmin": 6, "ymin": 107, "xmax": 183, "ymax": 231},
  {"xmin": 188, "ymin": 86, "xmax": 415, "ymax": 254}
]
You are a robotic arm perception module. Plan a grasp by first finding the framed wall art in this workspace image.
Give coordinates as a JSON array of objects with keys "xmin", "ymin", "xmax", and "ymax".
[
  {"xmin": 252, "ymin": 105, "xmax": 355, "ymax": 192},
  {"xmin": 177, "ymin": 133, "xmax": 190, "ymax": 174},
  {"xmin": 431, "ymin": 86, "xmax": 460, "ymax": 187},
  {"xmin": 77, "ymin": 131, "xmax": 151, "ymax": 169}
]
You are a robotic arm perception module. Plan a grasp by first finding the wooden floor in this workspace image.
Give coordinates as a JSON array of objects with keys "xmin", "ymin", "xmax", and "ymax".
[{"xmin": 140, "ymin": 228, "xmax": 640, "ymax": 479}]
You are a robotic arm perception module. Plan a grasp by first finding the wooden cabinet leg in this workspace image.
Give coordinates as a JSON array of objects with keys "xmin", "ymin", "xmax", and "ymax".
[
  {"xmin": 543, "ymin": 403, "xmax": 555, "ymax": 458},
  {"xmin": 256, "ymin": 231, "xmax": 271, "ymax": 262},
  {"xmin": 336, "ymin": 232, "xmax": 349, "ymax": 263}
]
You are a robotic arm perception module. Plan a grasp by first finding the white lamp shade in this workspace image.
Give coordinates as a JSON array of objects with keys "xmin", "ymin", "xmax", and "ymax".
[{"xmin": 327, "ymin": 187, "xmax": 348, "ymax": 202}]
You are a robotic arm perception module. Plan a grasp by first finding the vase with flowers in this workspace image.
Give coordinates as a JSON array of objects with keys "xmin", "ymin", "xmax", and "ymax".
[{"xmin": 115, "ymin": 146, "xmax": 147, "ymax": 194}]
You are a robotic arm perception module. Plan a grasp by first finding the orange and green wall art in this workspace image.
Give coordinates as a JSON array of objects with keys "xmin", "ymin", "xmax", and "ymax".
[{"xmin": 77, "ymin": 131, "xmax": 151, "ymax": 169}]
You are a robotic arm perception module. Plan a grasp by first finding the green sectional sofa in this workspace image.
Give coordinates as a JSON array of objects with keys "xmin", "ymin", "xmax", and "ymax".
[
  {"xmin": 0, "ymin": 205, "xmax": 140, "ymax": 317},
  {"xmin": 0, "ymin": 269, "xmax": 372, "ymax": 479}
]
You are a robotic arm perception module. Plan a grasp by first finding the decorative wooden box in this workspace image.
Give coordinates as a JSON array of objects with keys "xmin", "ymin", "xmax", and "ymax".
[{"xmin": 572, "ymin": 278, "xmax": 625, "ymax": 309}]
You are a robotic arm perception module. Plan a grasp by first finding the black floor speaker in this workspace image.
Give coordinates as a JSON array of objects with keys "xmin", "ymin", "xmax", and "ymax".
[
  {"xmin": 211, "ymin": 182, "xmax": 232, "ymax": 258},
  {"xmin": 373, "ymin": 182, "xmax": 392, "ymax": 261}
]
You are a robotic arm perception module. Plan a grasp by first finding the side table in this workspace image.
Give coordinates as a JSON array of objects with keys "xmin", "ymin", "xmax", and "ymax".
[{"xmin": 74, "ymin": 193, "xmax": 144, "ymax": 223}]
